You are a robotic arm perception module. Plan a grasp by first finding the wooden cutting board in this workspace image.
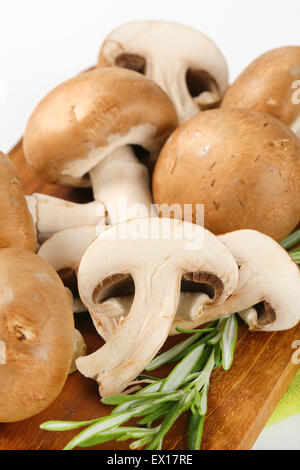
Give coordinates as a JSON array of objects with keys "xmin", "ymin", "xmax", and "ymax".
[{"xmin": 1, "ymin": 140, "xmax": 299, "ymax": 450}]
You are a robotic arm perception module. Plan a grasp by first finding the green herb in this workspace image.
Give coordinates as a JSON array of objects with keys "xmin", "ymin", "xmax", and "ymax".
[
  {"xmin": 280, "ymin": 229, "xmax": 300, "ymax": 250},
  {"xmin": 41, "ymin": 315, "xmax": 238, "ymax": 450}
]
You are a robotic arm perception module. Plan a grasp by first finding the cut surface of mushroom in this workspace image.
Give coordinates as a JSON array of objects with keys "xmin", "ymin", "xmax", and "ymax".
[
  {"xmin": 187, "ymin": 230, "xmax": 300, "ymax": 332},
  {"xmin": 0, "ymin": 152, "xmax": 37, "ymax": 252},
  {"xmin": 24, "ymin": 68, "xmax": 177, "ymax": 226},
  {"xmin": 222, "ymin": 46, "xmax": 300, "ymax": 137},
  {"xmin": 26, "ymin": 194, "xmax": 106, "ymax": 243},
  {"xmin": 98, "ymin": 20, "xmax": 228, "ymax": 122},
  {"xmin": 97, "ymin": 229, "xmax": 300, "ymax": 335},
  {"xmin": 153, "ymin": 108, "xmax": 300, "ymax": 241},
  {"xmin": 0, "ymin": 248, "xmax": 74, "ymax": 422},
  {"xmin": 76, "ymin": 217, "xmax": 238, "ymax": 396}
]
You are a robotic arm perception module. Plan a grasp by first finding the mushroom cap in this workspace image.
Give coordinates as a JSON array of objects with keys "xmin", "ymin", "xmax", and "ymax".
[
  {"xmin": 153, "ymin": 108, "xmax": 300, "ymax": 241},
  {"xmin": 0, "ymin": 152, "xmax": 37, "ymax": 252},
  {"xmin": 0, "ymin": 248, "xmax": 74, "ymax": 422},
  {"xmin": 23, "ymin": 67, "xmax": 178, "ymax": 187},
  {"xmin": 222, "ymin": 47, "xmax": 300, "ymax": 132},
  {"xmin": 98, "ymin": 20, "xmax": 228, "ymax": 122}
]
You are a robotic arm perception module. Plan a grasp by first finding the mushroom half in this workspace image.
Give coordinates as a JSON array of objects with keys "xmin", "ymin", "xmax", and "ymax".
[
  {"xmin": 98, "ymin": 20, "xmax": 228, "ymax": 123},
  {"xmin": 23, "ymin": 67, "xmax": 178, "ymax": 226},
  {"xmin": 222, "ymin": 46, "xmax": 300, "ymax": 138},
  {"xmin": 76, "ymin": 217, "xmax": 238, "ymax": 396},
  {"xmin": 0, "ymin": 248, "xmax": 74, "ymax": 422},
  {"xmin": 38, "ymin": 225, "xmax": 219, "ymax": 339}
]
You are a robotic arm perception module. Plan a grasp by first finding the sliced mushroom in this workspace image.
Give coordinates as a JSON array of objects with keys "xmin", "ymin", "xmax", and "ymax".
[
  {"xmin": 26, "ymin": 193, "xmax": 106, "ymax": 243},
  {"xmin": 0, "ymin": 152, "xmax": 37, "ymax": 252},
  {"xmin": 0, "ymin": 248, "xmax": 74, "ymax": 422},
  {"xmin": 153, "ymin": 108, "xmax": 300, "ymax": 241},
  {"xmin": 76, "ymin": 217, "xmax": 238, "ymax": 396},
  {"xmin": 23, "ymin": 68, "xmax": 178, "ymax": 225},
  {"xmin": 222, "ymin": 47, "xmax": 300, "ymax": 137},
  {"xmin": 98, "ymin": 20, "xmax": 228, "ymax": 122},
  {"xmin": 175, "ymin": 230, "xmax": 300, "ymax": 332}
]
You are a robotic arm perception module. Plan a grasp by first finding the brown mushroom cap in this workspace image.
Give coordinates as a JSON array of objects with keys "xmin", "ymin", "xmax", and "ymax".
[
  {"xmin": 153, "ymin": 108, "xmax": 300, "ymax": 241},
  {"xmin": 0, "ymin": 152, "xmax": 37, "ymax": 252},
  {"xmin": 221, "ymin": 47, "xmax": 300, "ymax": 128},
  {"xmin": 23, "ymin": 67, "xmax": 178, "ymax": 187},
  {"xmin": 0, "ymin": 248, "xmax": 74, "ymax": 422}
]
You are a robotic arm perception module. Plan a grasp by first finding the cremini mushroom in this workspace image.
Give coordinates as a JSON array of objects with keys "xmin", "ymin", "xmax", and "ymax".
[
  {"xmin": 23, "ymin": 67, "xmax": 178, "ymax": 225},
  {"xmin": 98, "ymin": 20, "xmax": 228, "ymax": 123},
  {"xmin": 39, "ymin": 225, "xmax": 215, "ymax": 339},
  {"xmin": 96, "ymin": 229, "xmax": 300, "ymax": 335},
  {"xmin": 0, "ymin": 152, "xmax": 37, "ymax": 252},
  {"xmin": 221, "ymin": 47, "xmax": 300, "ymax": 137},
  {"xmin": 185, "ymin": 229, "xmax": 300, "ymax": 332},
  {"xmin": 76, "ymin": 217, "xmax": 238, "ymax": 396},
  {"xmin": 153, "ymin": 108, "xmax": 300, "ymax": 241},
  {"xmin": 26, "ymin": 193, "xmax": 105, "ymax": 243},
  {"xmin": 0, "ymin": 248, "xmax": 74, "ymax": 422}
]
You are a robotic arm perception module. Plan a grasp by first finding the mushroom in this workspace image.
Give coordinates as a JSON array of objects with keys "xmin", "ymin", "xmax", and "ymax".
[
  {"xmin": 23, "ymin": 67, "xmax": 178, "ymax": 225},
  {"xmin": 39, "ymin": 225, "xmax": 214, "ymax": 338},
  {"xmin": 153, "ymin": 108, "xmax": 300, "ymax": 242},
  {"xmin": 98, "ymin": 20, "xmax": 228, "ymax": 123},
  {"xmin": 0, "ymin": 152, "xmax": 37, "ymax": 252},
  {"xmin": 96, "ymin": 228, "xmax": 300, "ymax": 335},
  {"xmin": 76, "ymin": 217, "xmax": 238, "ymax": 396},
  {"xmin": 221, "ymin": 47, "xmax": 300, "ymax": 137},
  {"xmin": 188, "ymin": 229, "xmax": 300, "ymax": 332},
  {"xmin": 26, "ymin": 193, "xmax": 106, "ymax": 243},
  {"xmin": 0, "ymin": 248, "xmax": 74, "ymax": 422}
]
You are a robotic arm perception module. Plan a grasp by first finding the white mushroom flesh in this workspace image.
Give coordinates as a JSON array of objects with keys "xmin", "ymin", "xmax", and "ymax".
[{"xmin": 76, "ymin": 217, "xmax": 238, "ymax": 396}]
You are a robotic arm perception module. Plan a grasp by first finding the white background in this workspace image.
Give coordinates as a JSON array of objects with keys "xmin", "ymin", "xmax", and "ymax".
[{"xmin": 0, "ymin": 0, "xmax": 299, "ymax": 449}]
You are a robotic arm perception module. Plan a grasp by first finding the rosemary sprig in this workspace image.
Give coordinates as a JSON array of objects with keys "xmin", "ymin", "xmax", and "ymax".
[
  {"xmin": 40, "ymin": 315, "xmax": 238, "ymax": 450},
  {"xmin": 281, "ymin": 229, "xmax": 300, "ymax": 265}
]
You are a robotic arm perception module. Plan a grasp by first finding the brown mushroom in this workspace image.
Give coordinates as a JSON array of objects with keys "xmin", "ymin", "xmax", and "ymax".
[
  {"xmin": 222, "ymin": 47, "xmax": 300, "ymax": 137},
  {"xmin": 0, "ymin": 152, "xmax": 36, "ymax": 252},
  {"xmin": 0, "ymin": 248, "xmax": 74, "ymax": 422},
  {"xmin": 153, "ymin": 108, "xmax": 300, "ymax": 241}
]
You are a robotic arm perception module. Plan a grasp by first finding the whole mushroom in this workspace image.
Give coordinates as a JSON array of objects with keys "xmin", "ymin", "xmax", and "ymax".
[
  {"xmin": 24, "ymin": 67, "xmax": 178, "ymax": 226},
  {"xmin": 153, "ymin": 108, "xmax": 300, "ymax": 241},
  {"xmin": 98, "ymin": 20, "xmax": 228, "ymax": 123},
  {"xmin": 222, "ymin": 47, "xmax": 300, "ymax": 137},
  {"xmin": 0, "ymin": 248, "xmax": 74, "ymax": 422}
]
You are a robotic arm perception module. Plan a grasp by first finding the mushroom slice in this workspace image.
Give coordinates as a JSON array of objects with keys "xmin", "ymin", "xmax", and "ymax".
[
  {"xmin": 183, "ymin": 230, "xmax": 300, "ymax": 332},
  {"xmin": 0, "ymin": 248, "xmax": 74, "ymax": 422},
  {"xmin": 76, "ymin": 217, "xmax": 238, "ymax": 396},
  {"xmin": 26, "ymin": 193, "xmax": 106, "ymax": 243},
  {"xmin": 222, "ymin": 47, "xmax": 300, "ymax": 137},
  {"xmin": 153, "ymin": 108, "xmax": 300, "ymax": 241},
  {"xmin": 24, "ymin": 68, "xmax": 177, "ymax": 226},
  {"xmin": 0, "ymin": 152, "xmax": 36, "ymax": 252},
  {"xmin": 98, "ymin": 20, "xmax": 228, "ymax": 123}
]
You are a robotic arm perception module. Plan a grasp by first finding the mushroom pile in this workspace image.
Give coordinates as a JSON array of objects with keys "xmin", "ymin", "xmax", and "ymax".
[{"xmin": 1, "ymin": 20, "xmax": 300, "ymax": 420}]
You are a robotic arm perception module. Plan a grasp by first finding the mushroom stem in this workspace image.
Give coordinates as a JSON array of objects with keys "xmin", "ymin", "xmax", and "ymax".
[
  {"xmin": 26, "ymin": 194, "xmax": 106, "ymax": 243},
  {"xmin": 89, "ymin": 145, "xmax": 155, "ymax": 224}
]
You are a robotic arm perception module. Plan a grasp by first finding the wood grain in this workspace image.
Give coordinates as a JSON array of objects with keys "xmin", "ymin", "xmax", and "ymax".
[{"xmin": 1, "ymin": 140, "xmax": 299, "ymax": 450}]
